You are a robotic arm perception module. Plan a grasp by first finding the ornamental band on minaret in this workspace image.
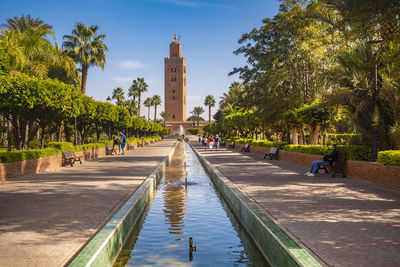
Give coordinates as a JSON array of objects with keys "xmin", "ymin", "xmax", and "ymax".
[{"xmin": 164, "ymin": 33, "xmax": 187, "ymax": 122}]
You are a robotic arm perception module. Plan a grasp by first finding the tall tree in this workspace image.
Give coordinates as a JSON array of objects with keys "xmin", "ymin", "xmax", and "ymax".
[
  {"xmin": 204, "ymin": 95, "xmax": 216, "ymax": 123},
  {"xmin": 144, "ymin": 97, "xmax": 153, "ymax": 121},
  {"xmin": 152, "ymin": 95, "xmax": 161, "ymax": 122},
  {"xmin": 130, "ymin": 77, "xmax": 148, "ymax": 117},
  {"xmin": 160, "ymin": 111, "xmax": 169, "ymax": 126},
  {"xmin": 112, "ymin": 87, "xmax": 125, "ymax": 106},
  {"xmin": 63, "ymin": 22, "xmax": 108, "ymax": 95},
  {"xmin": 190, "ymin": 106, "xmax": 205, "ymax": 128},
  {"xmin": 0, "ymin": 14, "xmax": 53, "ymax": 37}
]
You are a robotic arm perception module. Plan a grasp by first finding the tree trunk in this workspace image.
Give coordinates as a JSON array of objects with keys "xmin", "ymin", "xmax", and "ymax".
[
  {"xmin": 7, "ymin": 116, "xmax": 12, "ymax": 152},
  {"xmin": 154, "ymin": 105, "xmax": 157, "ymax": 122},
  {"xmin": 209, "ymin": 106, "xmax": 211, "ymax": 123},
  {"xmin": 40, "ymin": 127, "xmax": 46, "ymax": 149},
  {"xmin": 299, "ymin": 128, "xmax": 305, "ymax": 145},
  {"xmin": 148, "ymin": 107, "xmax": 150, "ymax": 121},
  {"xmin": 197, "ymin": 118, "xmax": 199, "ymax": 128},
  {"xmin": 291, "ymin": 127, "xmax": 298, "ymax": 145},
  {"xmin": 138, "ymin": 92, "xmax": 141, "ymax": 117},
  {"xmin": 307, "ymin": 124, "xmax": 321, "ymax": 145},
  {"xmin": 81, "ymin": 64, "xmax": 88, "ymax": 95}
]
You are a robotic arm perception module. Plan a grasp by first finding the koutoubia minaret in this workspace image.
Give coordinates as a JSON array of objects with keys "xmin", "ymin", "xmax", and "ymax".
[{"xmin": 164, "ymin": 33, "xmax": 187, "ymax": 122}]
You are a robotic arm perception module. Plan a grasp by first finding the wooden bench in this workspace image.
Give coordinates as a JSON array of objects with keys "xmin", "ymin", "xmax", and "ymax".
[
  {"xmin": 62, "ymin": 150, "xmax": 82, "ymax": 167},
  {"xmin": 317, "ymin": 157, "xmax": 347, "ymax": 177},
  {"xmin": 106, "ymin": 145, "xmax": 115, "ymax": 155},
  {"xmin": 228, "ymin": 142, "xmax": 235, "ymax": 148},
  {"xmin": 241, "ymin": 143, "xmax": 250, "ymax": 152},
  {"xmin": 264, "ymin": 147, "xmax": 279, "ymax": 160}
]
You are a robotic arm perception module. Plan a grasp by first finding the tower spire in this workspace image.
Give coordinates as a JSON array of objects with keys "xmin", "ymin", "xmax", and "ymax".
[{"xmin": 174, "ymin": 32, "xmax": 177, "ymax": 41}]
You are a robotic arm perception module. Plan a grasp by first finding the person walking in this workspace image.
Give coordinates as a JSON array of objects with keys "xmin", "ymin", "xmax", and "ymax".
[
  {"xmin": 198, "ymin": 135, "xmax": 201, "ymax": 143},
  {"xmin": 120, "ymin": 132, "xmax": 127, "ymax": 155},
  {"xmin": 305, "ymin": 144, "xmax": 339, "ymax": 176},
  {"xmin": 202, "ymin": 135, "xmax": 207, "ymax": 151},
  {"xmin": 215, "ymin": 134, "xmax": 220, "ymax": 151},
  {"xmin": 208, "ymin": 136, "xmax": 214, "ymax": 150}
]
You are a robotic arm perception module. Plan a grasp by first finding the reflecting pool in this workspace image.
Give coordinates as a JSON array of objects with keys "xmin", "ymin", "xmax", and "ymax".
[{"xmin": 113, "ymin": 142, "xmax": 269, "ymax": 266}]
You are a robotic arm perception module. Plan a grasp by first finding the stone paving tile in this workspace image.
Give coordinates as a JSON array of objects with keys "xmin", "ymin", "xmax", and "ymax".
[
  {"xmin": 0, "ymin": 140, "xmax": 175, "ymax": 267},
  {"xmin": 191, "ymin": 141, "xmax": 400, "ymax": 267}
]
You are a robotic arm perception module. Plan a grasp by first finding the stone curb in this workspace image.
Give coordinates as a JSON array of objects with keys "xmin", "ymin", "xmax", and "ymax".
[
  {"xmin": 68, "ymin": 142, "xmax": 177, "ymax": 267},
  {"xmin": 188, "ymin": 142, "xmax": 322, "ymax": 267}
]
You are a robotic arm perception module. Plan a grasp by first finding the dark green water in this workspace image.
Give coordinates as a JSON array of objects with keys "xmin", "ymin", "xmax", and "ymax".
[{"xmin": 113, "ymin": 142, "xmax": 269, "ymax": 266}]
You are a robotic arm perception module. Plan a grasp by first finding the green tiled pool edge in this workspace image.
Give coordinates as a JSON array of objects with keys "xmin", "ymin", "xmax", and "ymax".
[
  {"xmin": 68, "ymin": 142, "xmax": 177, "ymax": 267},
  {"xmin": 189, "ymin": 142, "xmax": 322, "ymax": 267}
]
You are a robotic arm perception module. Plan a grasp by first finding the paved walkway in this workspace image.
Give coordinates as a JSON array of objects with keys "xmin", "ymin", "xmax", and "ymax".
[
  {"xmin": 0, "ymin": 140, "xmax": 175, "ymax": 267},
  {"xmin": 191, "ymin": 141, "xmax": 400, "ymax": 267}
]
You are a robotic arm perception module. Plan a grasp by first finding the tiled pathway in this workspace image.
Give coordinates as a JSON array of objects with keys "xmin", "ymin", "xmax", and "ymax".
[
  {"xmin": 191, "ymin": 141, "xmax": 400, "ymax": 267},
  {"xmin": 0, "ymin": 140, "xmax": 175, "ymax": 267}
]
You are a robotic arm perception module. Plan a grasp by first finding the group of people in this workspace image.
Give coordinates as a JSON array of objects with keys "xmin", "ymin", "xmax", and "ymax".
[
  {"xmin": 199, "ymin": 134, "xmax": 221, "ymax": 151},
  {"xmin": 112, "ymin": 132, "xmax": 127, "ymax": 155}
]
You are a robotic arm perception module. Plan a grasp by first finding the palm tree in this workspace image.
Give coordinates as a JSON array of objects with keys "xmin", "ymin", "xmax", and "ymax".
[
  {"xmin": 220, "ymin": 82, "xmax": 243, "ymax": 108},
  {"xmin": 1, "ymin": 15, "xmax": 54, "ymax": 37},
  {"xmin": 152, "ymin": 95, "xmax": 162, "ymax": 122},
  {"xmin": 130, "ymin": 77, "xmax": 148, "ymax": 117},
  {"xmin": 204, "ymin": 95, "xmax": 216, "ymax": 123},
  {"xmin": 128, "ymin": 81, "xmax": 139, "ymax": 103},
  {"xmin": 63, "ymin": 22, "xmax": 108, "ymax": 95},
  {"xmin": 144, "ymin": 97, "xmax": 153, "ymax": 121},
  {"xmin": 190, "ymin": 106, "xmax": 205, "ymax": 128},
  {"xmin": 160, "ymin": 111, "xmax": 169, "ymax": 126},
  {"xmin": 112, "ymin": 87, "xmax": 125, "ymax": 106}
]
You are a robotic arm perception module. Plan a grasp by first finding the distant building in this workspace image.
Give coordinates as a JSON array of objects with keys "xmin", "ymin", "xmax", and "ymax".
[{"xmin": 164, "ymin": 34, "xmax": 207, "ymax": 134}]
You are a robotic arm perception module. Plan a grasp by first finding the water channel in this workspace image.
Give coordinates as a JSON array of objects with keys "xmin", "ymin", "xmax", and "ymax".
[{"xmin": 113, "ymin": 142, "xmax": 269, "ymax": 266}]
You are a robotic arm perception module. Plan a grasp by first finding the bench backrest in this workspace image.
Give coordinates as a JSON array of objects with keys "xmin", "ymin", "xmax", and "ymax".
[
  {"xmin": 230, "ymin": 142, "xmax": 234, "ymax": 145},
  {"xmin": 269, "ymin": 147, "xmax": 278, "ymax": 154},
  {"xmin": 62, "ymin": 150, "xmax": 75, "ymax": 159},
  {"xmin": 244, "ymin": 143, "xmax": 250, "ymax": 148},
  {"xmin": 106, "ymin": 145, "xmax": 112, "ymax": 150}
]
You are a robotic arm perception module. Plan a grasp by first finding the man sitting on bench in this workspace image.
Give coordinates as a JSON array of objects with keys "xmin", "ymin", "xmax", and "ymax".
[{"xmin": 305, "ymin": 144, "xmax": 339, "ymax": 177}]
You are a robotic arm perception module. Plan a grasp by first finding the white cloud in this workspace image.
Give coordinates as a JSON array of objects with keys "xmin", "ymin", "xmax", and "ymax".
[
  {"xmin": 187, "ymin": 95, "xmax": 203, "ymax": 101},
  {"xmin": 117, "ymin": 60, "xmax": 149, "ymax": 69},
  {"xmin": 112, "ymin": 77, "xmax": 134, "ymax": 84}
]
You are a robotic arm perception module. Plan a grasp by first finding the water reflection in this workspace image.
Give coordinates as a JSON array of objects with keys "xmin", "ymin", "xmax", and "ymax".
[
  {"xmin": 163, "ymin": 143, "xmax": 187, "ymax": 241},
  {"xmin": 113, "ymin": 142, "xmax": 269, "ymax": 266}
]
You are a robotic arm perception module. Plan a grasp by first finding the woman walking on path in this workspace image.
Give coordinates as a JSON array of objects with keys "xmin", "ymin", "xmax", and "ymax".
[
  {"xmin": 202, "ymin": 135, "xmax": 207, "ymax": 151},
  {"xmin": 208, "ymin": 136, "xmax": 214, "ymax": 150},
  {"xmin": 113, "ymin": 136, "xmax": 122, "ymax": 155}
]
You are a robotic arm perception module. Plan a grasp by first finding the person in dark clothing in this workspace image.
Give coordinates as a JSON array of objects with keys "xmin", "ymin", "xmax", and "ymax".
[
  {"xmin": 113, "ymin": 136, "xmax": 122, "ymax": 155},
  {"xmin": 305, "ymin": 144, "xmax": 339, "ymax": 176}
]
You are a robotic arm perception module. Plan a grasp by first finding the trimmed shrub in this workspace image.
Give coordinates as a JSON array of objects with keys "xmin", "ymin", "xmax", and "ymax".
[
  {"xmin": 327, "ymin": 134, "xmax": 362, "ymax": 145},
  {"xmin": 73, "ymin": 143, "xmax": 106, "ymax": 152},
  {"xmin": 187, "ymin": 128, "xmax": 201, "ymax": 135},
  {"xmin": 282, "ymin": 145, "xmax": 372, "ymax": 161},
  {"xmin": 47, "ymin": 142, "xmax": 74, "ymax": 151},
  {"xmin": 0, "ymin": 148, "xmax": 59, "ymax": 163},
  {"xmin": 377, "ymin": 150, "xmax": 400, "ymax": 166}
]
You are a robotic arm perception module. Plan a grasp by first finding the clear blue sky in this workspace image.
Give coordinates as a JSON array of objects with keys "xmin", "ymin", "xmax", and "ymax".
[{"xmin": 1, "ymin": 0, "xmax": 280, "ymax": 120}]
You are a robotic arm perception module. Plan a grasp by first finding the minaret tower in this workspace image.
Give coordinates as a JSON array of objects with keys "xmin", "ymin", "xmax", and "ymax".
[{"xmin": 164, "ymin": 33, "xmax": 187, "ymax": 121}]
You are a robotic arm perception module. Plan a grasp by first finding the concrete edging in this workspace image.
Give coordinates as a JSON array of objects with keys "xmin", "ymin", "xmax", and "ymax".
[
  {"xmin": 68, "ymin": 142, "xmax": 177, "ymax": 267},
  {"xmin": 189, "ymin": 142, "xmax": 322, "ymax": 267}
]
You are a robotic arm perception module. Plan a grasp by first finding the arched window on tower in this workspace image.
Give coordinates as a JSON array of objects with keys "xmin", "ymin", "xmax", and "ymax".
[{"xmin": 173, "ymin": 114, "xmax": 175, "ymax": 119}]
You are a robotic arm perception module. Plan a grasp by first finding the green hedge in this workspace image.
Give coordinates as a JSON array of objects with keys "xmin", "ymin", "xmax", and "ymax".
[
  {"xmin": 377, "ymin": 150, "xmax": 400, "ymax": 166},
  {"xmin": 47, "ymin": 142, "xmax": 74, "ymax": 151},
  {"xmin": 0, "ymin": 136, "xmax": 161, "ymax": 164},
  {"xmin": 0, "ymin": 148, "xmax": 59, "ymax": 163},
  {"xmin": 282, "ymin": 145, "xmax": 372, "ymax": 161},
  {"xmin": 73, "ymin": 143, "xmax": 106, "ymax": 152},
  {"xmin": 327, "ymin": 134, "xmax": 362, "ymax": 145}
]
